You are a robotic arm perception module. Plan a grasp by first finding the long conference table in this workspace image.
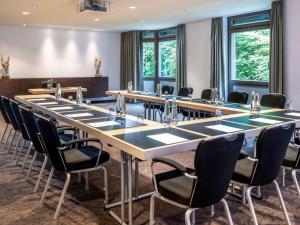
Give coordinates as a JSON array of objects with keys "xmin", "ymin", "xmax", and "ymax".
[
  {"xmin": 15, "ymin": 93, "xmax": 300, "ymax": 225},
  {"xmin": 28, "ymin": 87, "xmax": 88, "ymax": 95}
]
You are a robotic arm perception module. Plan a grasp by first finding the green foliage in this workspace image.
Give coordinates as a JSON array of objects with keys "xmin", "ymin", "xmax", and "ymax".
[
  {"xmin": 143, "ymin": 40, "xmax": 176, "ymax": 78},
  {"xmin": 143, "ymin": 42, "xmax": 155, "ymax": 77},
  {"xmin": 159, "ymin": 40, "xmax": 176, "ymax": 77},
  {"xmin": 234, "ymin": 29, "xmax": 270, "ymax": 82}
]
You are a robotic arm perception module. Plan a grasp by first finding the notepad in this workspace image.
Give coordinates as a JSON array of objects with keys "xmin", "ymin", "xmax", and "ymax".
[
  {"xmin": 36, "ymin": 102, "xmax": 58, "ymax": 106},
  {"xmin": 49, "ymin": 106, "xmax": 73, "ymax": 111},
  {"xmin": 249, "ymin": 118, "xmax": 283, "ymax": 124},
  {"xmin": 28, "ymin": 98, "xmax": 47, "ymax": 102},
  {"xmin": 147, "ymin": 133, "xmax": 188, "ymax": 145},
  {"xmin": 285, "ymin": 112, "xmax": 300, "ymax": 117},
  {"xmin": 65, "ymin": 113, "xmax": 93, "ymax": 118},
  {"xmin": 206, "ymin": 124, "xmax": 243, "ymax": 133},
  {"xmin": 87, "ymin": 121, "xmax": 121, "ymax": 128}
]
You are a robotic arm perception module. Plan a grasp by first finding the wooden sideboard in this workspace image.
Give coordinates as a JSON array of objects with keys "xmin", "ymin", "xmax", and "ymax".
[{"xmin": 0, "ymin": 77, "xmax": 108, "ymax": 99}]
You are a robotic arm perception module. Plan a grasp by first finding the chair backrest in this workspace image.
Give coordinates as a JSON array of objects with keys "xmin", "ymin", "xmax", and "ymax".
[
  {"xmin": 178, "ymin": 87, "xmax": 193, "ymax": 97},
  {"xmin": 36, "ymin": 115, "xmax": 66, "ymax": 172},
  {"xmin": 0, "ymin": 96, "xmax": 11, "ymax": 124},
  {"xmin": 162, "ymin": 85, "xmax": 174, "ymax": 95},
  {"xmin": 201, "ymin": 89, "xmax": 212, "ymax": 100},
  {"xmin": 190, "ymin": 133, "xmax": 245, "ymax": 208},
  {"xmin": 260, "ymin": 93, "xmax": 286, "ymax": 109},
  {"xmin": 1, "ymin": 96, "xmax": 19, "ymax": 131},
  {"xmin": 41, "ymin": 81, "xmax": 57, "ymax": 89},
  {"xmin": 251, "ymin": 122, "xmax": 295, "ymax": 186},
  {"xmin": 227, "ymin": 91, "xmax": 249, "ymax": 104},
  {"xmin": 41, "ymin": 81, "xmax": 48, "ymax": 89},
  {"xmin": 10, "ymin": 100, "xmax": 30, "ymax": 140},
  {"xmin": 19, "ymin": 106, "xmax": 45, "ymax": 154}
]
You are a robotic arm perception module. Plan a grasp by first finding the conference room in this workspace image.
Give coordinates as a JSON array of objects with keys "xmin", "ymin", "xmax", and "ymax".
[{"xmin": 1, "ymin": 0, "xmax": 300, "ymax": 224}]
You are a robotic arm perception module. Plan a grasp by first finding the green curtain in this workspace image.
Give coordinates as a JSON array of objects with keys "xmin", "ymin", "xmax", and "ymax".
[
  {"xmin": 176, "ymin": 24, "xmax": 187, "ymax": 92},
  {"xmin": 210, "ymin": 17, "xmax": 225, "ymax": 97},
  {"xmin": 120, "ymin": 31, "xmax": 141, "ymax": 90},
  {"xmin": 270, "ymin": 0, "xmax": 283, "ymax": 93}
]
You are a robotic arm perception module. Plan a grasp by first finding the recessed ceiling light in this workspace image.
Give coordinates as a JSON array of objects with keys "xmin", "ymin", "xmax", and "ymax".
[
  {"xmin": 94, "ymin": 18, "xmax": 101, "ymax": 22},
  {"xmin": 22, "ymin": 11, "xmax": 30, "ymax": 15},
  {"xmin": 31, "ymin": 4, "xmax": 38, "ymax": 8},
  {"xmin": 140, "ymin": 19, "xmax": 145, "ymax": 22},
  {"xmin": 129, "ymin": 6, "xmax": 136, "ymax": 9},
  {"xmin": 23, "ymin": 24, "xmax": 27, "ymax": 27}
]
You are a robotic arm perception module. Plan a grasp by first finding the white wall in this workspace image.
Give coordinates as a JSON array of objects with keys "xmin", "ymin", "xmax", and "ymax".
[
  {"xmin": 0, "ymin": 25, "xmax": 121, "ymax": 90},
  {"xmin": 186, "ymin": 19, "xmax": 212, "ymax": 98},
  {"xmin": 284, "ymin": 0, "xmax": 300, "ymax": 108}
]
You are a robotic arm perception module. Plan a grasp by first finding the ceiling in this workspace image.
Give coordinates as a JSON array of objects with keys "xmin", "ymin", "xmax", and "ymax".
[{"xmin": 0, "ymin": 0, "xmax": 272, "ymax": 32}]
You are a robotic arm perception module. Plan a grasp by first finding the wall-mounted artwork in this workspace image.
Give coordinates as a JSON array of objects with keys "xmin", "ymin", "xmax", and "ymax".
[
  {"xmin": 95, "ymin": 57, "xmax": 102, "ymax": 77},
  {"xmin": 1, "ymin": 56, "xmax": 10, "ymax": 79}
]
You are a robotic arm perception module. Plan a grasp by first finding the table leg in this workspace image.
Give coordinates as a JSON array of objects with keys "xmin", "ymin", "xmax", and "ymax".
[{"xmin": 127, "ymin": 154, "xmax": 133, "ymax": 225}]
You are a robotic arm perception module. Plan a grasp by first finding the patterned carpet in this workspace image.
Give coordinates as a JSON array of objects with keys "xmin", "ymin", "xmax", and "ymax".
[{"xmin": 1, "ymin": 107, "xmax": 300, "ymax": 225}]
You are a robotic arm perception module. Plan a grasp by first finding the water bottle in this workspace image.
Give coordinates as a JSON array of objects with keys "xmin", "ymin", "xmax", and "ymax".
[
  {"xmin": 163, "ymin": 98, "xmax": 171, "ymax": 126},
  {"xmin": 76, "ymin": 86, "xmax": 83, "ymax": 104},
  {"xmin": 171, "ymin": 97, "xmax": 178, "ymax": 125},
  {"xmin": 128, "ymin": 81, "xmax": 133, "ymax": 94},
  {"xmin": 55, "ymin": 84, "xmax": 62, "ymax": 100},
  {"xmin": 116, "ymin": 92, "xmax": 121, "ymax": 115},
  {"xmin": 156, "ymin": 83, "xmax": 162, "ymax": 98},
  {"xmin": 121, "ymin": 94, "xmax": 126, "ymax": 116},
  {"xmin": 250, "ymin": 91, "xmax": 256, "ymax": 112},
  {"xmin": 255, "ymin": 93, "xmax": 261, "ymax": 115}
]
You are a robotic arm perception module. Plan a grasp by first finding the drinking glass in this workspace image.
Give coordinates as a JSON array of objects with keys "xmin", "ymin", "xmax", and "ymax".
[
  {"xmin": 287, "ymin": 101, "xmax": 293, "ymax": 112},
  {"xmin": 137, "ymin": 111, "xmax": 145, "ymax": 124},
  {"xmin": 86, "ymin": 99, "xmax": 91, "ymax": 105},
  {"xmin": 188, "ymin": 93, "xmax": 193, "ymax": 102},
  {"xmin": 109, "ymin": 105, "xmax": 116, "ymax": 116},
  {"xmin": 215, "ymin": 108, "xmax": 223, "ymax": 123}
]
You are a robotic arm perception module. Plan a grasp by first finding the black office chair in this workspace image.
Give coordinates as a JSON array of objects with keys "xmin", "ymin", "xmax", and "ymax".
[
  {"xmin": 162, "ymin": 85, "xmax": 174, "ymax": 95},
  {"xmin": 0, "ymin": 96, "xmax": 13, "ymax": 151},
  {"xmin": 201, "ymin": 88, "xmax": 213, "ymax": 100},
  {"xmin": 36, "ymin": 115, "xmax": 110, "ymax": 219},
  {"xmin": 281, "ymin": 143, "xmax": 300, "ymax": 196},
  {"xmin": 10, "ymin": 100, "xmax": 31, "ymax": 164},
  {"xmin": 2, "ymin": 96, "xmax": 21, "ymax": 154},
  {"xmin": 150, "ymin": 133, "xmax": 245, "ymax": 225},
  {"xmin": 228, "ymin": 91, "xmax": 249, "ymax": 104},
  {"xmin": 41, "ymin": 81, "xmax": 57, "ymax": 89},
  {"xmin": 178, "ymin": 87, "xmax": 193, "ymax": 97},
  {"xmin": 260, "ymin": 93, "xmax": 286, "ymax": 109},
  {"xmin": 231, "ymin": 122, "xmax": 295, "ymax": 225},
  {"xmin": 182, "ymin": 88, "xmax": 213, "ymax": 120}
]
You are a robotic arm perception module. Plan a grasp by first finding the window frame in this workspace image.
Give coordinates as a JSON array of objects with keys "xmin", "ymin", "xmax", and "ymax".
[
  {"xmin": 141, "ymin": 27, "xmax": 177, "ymax": 90},
  {"xmin": 228, "ymin": 10, "xmax": 271, "ymax": 91}
]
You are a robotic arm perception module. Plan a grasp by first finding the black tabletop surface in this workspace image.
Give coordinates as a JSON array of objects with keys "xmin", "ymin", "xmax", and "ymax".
[
  {"xmin": 224, "ymin": 114, "xmax": 294, "ymax": 127},
  {"xmin": 263, "ymin": 110, "xmax": 300, "ymax": 120},
  {"xmin": 60, "ymin": 110, "xmax": 110, "ymax": 121},
  {"xmin": 82, "ymin": 117, "xmax": 146, "ymax": 131},
  {"xmin": 114, "ymin": 127, "xmax": 205, "ymax": 149},
  {"xmin": 178, "ymin": 120, "xmax": 255, "ymax": 136}
]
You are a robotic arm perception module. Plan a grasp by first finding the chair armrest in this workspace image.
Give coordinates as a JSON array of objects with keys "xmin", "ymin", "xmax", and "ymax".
[
  {"xmin": 152, "ymin": 157, "xmax": 187, "ymax": 173},
  {"xmin": 57, "ymin": 126, "xmax": 77, "ymax": 132},
  {"xmin": 60, "ymin": 138, "xmax": 101, "ymax": 148}
]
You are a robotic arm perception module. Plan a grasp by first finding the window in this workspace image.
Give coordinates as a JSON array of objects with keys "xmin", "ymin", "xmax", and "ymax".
[
  {"xmin": 141, "ymin": 27, "xmax": 177, "ymax": 92},
  {"xmin": 228, "ymin": 10, "xmax": 270, "ymax": 94}
]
